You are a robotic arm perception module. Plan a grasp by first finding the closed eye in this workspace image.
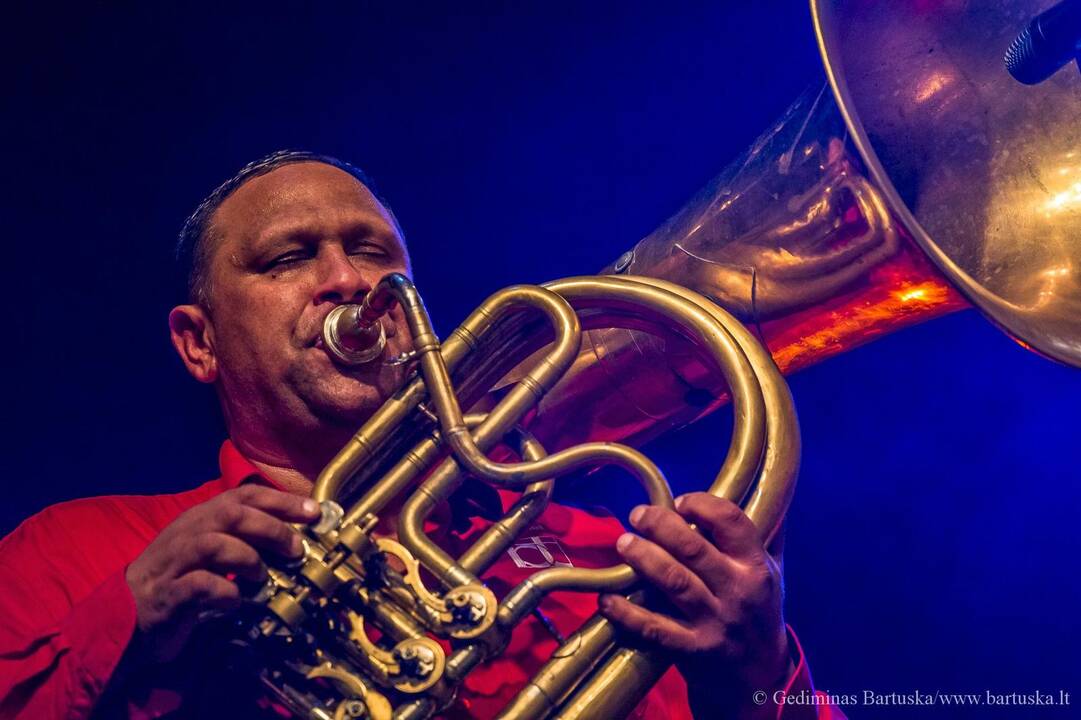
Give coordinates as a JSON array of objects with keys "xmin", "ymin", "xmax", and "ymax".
[
  {"xmin": 346, "ymin": 240, "xmax": 391, "ymax": 259},
  {"xmin": 262, "ymin": 249, "xmax": 313, "ymax": 271}
]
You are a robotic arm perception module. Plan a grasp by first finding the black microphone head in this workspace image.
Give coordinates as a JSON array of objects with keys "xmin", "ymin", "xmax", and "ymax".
[
  {"xmin": 1005, "ymin": 23, "xmax": 1045, "ymax": 84},
  {"xmin": 1005, "ymin": 0, "xmax": 1081, "ymax": 85}
]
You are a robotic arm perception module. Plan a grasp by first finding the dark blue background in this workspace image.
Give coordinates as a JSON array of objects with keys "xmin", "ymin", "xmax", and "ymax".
[{"xmin": 4, "ymin": 2, "xmax": 1079, "ymax": 716}]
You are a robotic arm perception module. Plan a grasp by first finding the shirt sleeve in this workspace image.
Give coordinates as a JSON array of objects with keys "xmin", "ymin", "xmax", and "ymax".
[
  {"xmin": 0, "ymin": 510, "xmax": 140, "ymax": 720},
  {"xmin": 771, "ymin": 626, "xmax": 847, "ymax": 720}
]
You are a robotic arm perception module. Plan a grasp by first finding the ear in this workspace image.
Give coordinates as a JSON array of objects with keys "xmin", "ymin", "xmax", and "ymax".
[{"xmin": 169, "ymin": 304, "xmax": 218, "ymax": 383}]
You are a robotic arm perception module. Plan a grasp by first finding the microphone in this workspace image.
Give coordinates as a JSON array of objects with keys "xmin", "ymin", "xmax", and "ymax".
[{"xmin": 1004, "ymin": 0, "xmax": 1081, "ymax": 85}]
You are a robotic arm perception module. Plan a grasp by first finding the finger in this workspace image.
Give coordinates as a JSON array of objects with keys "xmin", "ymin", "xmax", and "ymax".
[
  {"xmin": 183, "ymin": 533, "xmax": 267, "ymax": 582},
  {"xmin": 598, "ymin": 594, "xmax": 702, "ymax": 653},
  {"xmin": 227, "ymin": 485, "xmax": 322, "ymax": 524},
  {"xmin": 674, "ymin": 493, "xmax": 763, "ymax": 561},
  {"xmin": 614, "ymin": 531, "xmax": 715, "ymax": 620},
  {"xmin": 171, "ymin": 570, "xmax": 242, "ymax": 613},
  {"xmin": 627, "ymin": 504, "xmax": 738, "ymax": 593},
  {"xmin": 205, "ymin": 503, "xmax": 305, "ymax": 559}
]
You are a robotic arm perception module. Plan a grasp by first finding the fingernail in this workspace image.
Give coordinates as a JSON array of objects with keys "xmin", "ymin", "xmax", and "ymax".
[
  {"xmin": 629, "ymin": 505, "xmax": 647, "ymax": 527},
  {"xmin": 616, "ymin": 533, "xmax": 635, "ymax": 553},
  {"xmin": 291, "ymin": 534, "xmax": 304, "ymax": 557},
  {"xmin": 674, "ymin": 495, "xmax": 688, "ymax": 511},
  {"xmin": 302, "ymin": 499, "xmax": 319, "ymax": 516}
]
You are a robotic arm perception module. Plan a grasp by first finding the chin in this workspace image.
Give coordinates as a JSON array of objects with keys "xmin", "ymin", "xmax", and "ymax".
[
  {"xmin": 306, "ymin": 391, "xmax": 383, "ymax": 428},
  {"xmin": 288, "ymin": 353, "xmax": 409, "ymax": 426},
  {"xmin": 305, "ymin": 374, "xmax": 401, "ymax": 425}
]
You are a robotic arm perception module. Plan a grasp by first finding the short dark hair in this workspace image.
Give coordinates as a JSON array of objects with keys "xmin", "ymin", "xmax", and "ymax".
[{"xmin": 176, "ymin": 150, "xmax": 393, "ymax": 306}]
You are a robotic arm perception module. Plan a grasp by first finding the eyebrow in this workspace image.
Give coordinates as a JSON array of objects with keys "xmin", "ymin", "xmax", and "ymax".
[{"xmin": 255, "ymin": 216, "xmax": 399, "ymax": 251}]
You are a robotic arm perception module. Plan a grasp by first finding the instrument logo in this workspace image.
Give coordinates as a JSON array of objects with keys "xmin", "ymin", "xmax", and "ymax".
[{"xmin": 507, "ymin": 533, "xmax": 574, "ymax": 569}]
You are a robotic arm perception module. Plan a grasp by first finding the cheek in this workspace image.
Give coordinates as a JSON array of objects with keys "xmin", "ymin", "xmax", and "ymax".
[{"xmin": 213, "ymin": 289, "xmax": 305, "ymax": 358}]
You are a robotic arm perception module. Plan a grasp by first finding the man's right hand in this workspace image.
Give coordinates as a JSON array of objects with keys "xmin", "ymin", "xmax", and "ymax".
[{"xmin": 124, "ymin": 485, "xmax": 321, "ymax": 663}]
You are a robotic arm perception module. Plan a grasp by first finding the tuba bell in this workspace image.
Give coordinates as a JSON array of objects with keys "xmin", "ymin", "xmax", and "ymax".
[{"xmin": 234, "ymin": 1, "xmax": 1081, "ymax": 718}]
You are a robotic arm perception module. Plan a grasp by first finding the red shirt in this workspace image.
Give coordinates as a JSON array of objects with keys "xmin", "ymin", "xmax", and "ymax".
[{"xmin": 0, "ymin": 442, "xmax": 844, "ymax": 719}]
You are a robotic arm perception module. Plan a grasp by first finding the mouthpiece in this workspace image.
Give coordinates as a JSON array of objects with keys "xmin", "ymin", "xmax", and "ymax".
[{"xmin": 321, "ymin": 291, "xmax": 393, "ymax": 365}]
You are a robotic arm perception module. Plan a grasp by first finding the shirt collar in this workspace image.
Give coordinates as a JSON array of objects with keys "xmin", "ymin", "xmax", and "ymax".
[{"xmin": 218, "ymin": 440, "xmax": 285, "ymax": 490}]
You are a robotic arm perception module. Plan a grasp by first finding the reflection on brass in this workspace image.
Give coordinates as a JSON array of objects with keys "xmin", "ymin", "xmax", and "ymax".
[{"xmin": 235, "ymin": 273, "xmax": 799, "ymax": 719}]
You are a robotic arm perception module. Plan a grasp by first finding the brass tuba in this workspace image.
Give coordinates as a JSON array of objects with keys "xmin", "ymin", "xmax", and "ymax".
[{"xmin": 237, "ymin": 1, "xmax": 1081, "ymax": 718}]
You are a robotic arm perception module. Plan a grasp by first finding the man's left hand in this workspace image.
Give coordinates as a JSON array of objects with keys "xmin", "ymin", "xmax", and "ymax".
[{"xmin": 599, "ymin": 492, "xmax": 792, "ymax": 718}]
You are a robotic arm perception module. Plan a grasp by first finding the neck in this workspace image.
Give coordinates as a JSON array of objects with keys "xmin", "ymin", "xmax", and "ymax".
[{"xmin": 229, "ymin": 425, "xmax": 358, "ymax": 496}]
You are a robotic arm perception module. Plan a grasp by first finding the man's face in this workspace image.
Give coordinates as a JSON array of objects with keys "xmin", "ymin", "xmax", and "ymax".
[{"xmin": 185, "ymin": 162, "xmax": 413, "ymax": 436}]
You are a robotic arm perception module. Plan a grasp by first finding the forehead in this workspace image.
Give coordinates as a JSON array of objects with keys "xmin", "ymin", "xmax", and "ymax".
[{"xmin": 211, "ymin": 162, "xmax": 400, "ymax": 248}]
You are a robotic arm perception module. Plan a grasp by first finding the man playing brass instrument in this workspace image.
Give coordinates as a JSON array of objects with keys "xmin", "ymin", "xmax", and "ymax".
[{"xmin": 0, "ymin": 152, "xmax": 843, "ymax": 719}]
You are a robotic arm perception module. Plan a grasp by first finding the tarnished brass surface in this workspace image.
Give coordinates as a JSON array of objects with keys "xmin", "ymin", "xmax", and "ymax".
[{"xmin": 237, "ymin": 272, "xmax": 799, "ymax": 719}]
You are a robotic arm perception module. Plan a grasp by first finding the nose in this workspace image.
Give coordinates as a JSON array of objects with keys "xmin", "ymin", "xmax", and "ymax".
[{"xmin": 312, "ymin": 245, "xmax": 372, "ymax": 305}]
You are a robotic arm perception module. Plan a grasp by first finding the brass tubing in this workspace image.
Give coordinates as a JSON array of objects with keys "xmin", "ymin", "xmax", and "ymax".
[
  {"xmin": 397, "ymin": 418, "xmax": 557, "ymax": 590},
  {"xmin": 494, "ymin": 615, "xmax": 619, "ymax": 720},
  {"xmin": 316, "ymin": 276, "xmax": 496, "ymax": 508},
  {"xmin": 400, "ymin": 431, "xmax": 673, "ymax": 595},
  {"xmin": 444, "ymin": 642, "xmax": 486, "ymax": 683},
  {"xmin": 496, "ymin": 567, "xmax": 636, "ymax": 631},
  {"xmin": 315, "ymin": 364, "xmax": 434, "ymax": 506},
  {"xmin": 618, "ymin": 277, "xmax": 801, "ymax": 539},
  {"xmin": 551, "ymin": 648, "xmax": 669, "ymax": 720},
  {"xmin": 345, "ymin": 435, "xmax": 443, "ymax": 526},
  {"xmin": 412, "ymin": 287, "xmax": 593, "ymax": 488},
  {"xmin": 360, "ymin": 588, "xmax": 430, "ymax": 643},
  {"xmin": 456, "ymin": 425, "xmax": 554, "ymax": 576},
  {"xmin": 543, "ymin": 278, "xmax": 798, "ymax": 719},
  {"xmin": 539, "ymin": 301, "xmax": 792, "ymax": 531},
  {"xmin": 339, "ymin": 279, "xmax": 578, "ymax": 527},
  {"xmin": 393, "ymin": 701, "xmax": 437, "ymax": 720},
  {"xmin": 402, "ymin": 278, "xmax": 773, "ymax": 600},
  {"xmin": 542, "ymin": 277, "xmax": 769, "ymax": 516},
  {"xmin": 396, "ymin": 281, "xmax": 661, "ymax": 589},
  {"xmin": 409, "ymin": 277, "xmax": 777, "ymax": 630},
  {"xmin": 410, "ymin": 297, "xmax": 678, "ymax": 499},
  {"xmin": 494, "ymin": 278, "xmax": 782, "ymax": 627}
]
